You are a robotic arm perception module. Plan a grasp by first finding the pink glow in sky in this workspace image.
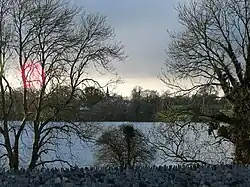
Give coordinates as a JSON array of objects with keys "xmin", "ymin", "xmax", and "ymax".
[{"xmin": 21, "ymin": 61, "xmax": 45, "ymax": 89}]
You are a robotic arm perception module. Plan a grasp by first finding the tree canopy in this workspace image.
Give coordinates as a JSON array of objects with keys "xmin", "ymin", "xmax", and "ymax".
[
  {"xmin": 0, "ymin": 0, "xmax": 125, "ymax": 170},
  {"xmin": 162, "ymin": 0, "xmax": 250, "ymax": 164}
]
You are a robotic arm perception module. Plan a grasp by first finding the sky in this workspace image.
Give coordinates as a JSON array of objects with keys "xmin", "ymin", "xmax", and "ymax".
[
  {"xmin": 71, "ymin": 0, "xmax": 187, "ymax": 96},
  {"xmin": 7, "ymin": 0, "xmax": 188, "ymax": 97}
]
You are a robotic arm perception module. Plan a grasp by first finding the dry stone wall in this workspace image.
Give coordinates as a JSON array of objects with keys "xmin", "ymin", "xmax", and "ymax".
[{"xmin": 0, "ymin": 164, "xmax": 249, "ymax": 187}]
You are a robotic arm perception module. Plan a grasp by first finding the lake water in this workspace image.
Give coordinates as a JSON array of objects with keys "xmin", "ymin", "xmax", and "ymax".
[{"xmin": 0, "ymin": 122, "xmax": 234, "ymax": 169}]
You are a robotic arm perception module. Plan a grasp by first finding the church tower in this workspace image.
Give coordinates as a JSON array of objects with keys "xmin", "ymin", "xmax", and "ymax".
[{"xmin": 106, "ymin": 86, "xmax": 109, "ymax": 97}]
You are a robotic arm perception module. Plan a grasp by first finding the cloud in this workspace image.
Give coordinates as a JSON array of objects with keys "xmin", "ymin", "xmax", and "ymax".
[
  {"xmin": 73, "ymin": 0, "xmax": 185, "ymax": 79},
  {"xmin": 68, "ymin": 0, "xmax": 190, "ymax": 95}
]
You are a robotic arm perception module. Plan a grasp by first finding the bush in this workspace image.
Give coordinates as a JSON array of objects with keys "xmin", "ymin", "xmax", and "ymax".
[{"xmin": 94, "ymin": 124, "xmax": 156, "ymax": 169}]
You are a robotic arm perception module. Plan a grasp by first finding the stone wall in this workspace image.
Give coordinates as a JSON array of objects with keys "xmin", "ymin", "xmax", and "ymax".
[{"xmin": 0, "ymin": 164, "xmax": 249, "ymax": 186}]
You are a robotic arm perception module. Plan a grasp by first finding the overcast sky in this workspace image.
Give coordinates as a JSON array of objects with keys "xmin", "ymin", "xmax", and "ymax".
[{"xmin": 70, "ymin": 0, "xmax": 187, "ymax": 96}]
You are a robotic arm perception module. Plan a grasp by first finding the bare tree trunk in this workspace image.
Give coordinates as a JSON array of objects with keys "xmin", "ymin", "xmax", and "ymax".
[
  {"xmin": 231, "ymin": 92, "xmax": 250, "ymax": 163},
  {"xmin": 29, "ymin": 146, "xmax": 39, "ymax": 170},
  {"xmin": 28, "ymin": 122, "xmax": 40, "ymax": 170},
  {"xmin": 234, "ymin": 138, "xmax": 250, "ymax": 164},
  {"xmin": 0, "ymin": 79, "xmax": 14, "ymax": 169},
  {"xmin": 11, "ymin": 137, "xmax": 19, "ymax": 170}
]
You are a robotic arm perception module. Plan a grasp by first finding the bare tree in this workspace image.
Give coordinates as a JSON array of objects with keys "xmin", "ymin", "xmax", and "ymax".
[
  {"xmin": 0, "ymin": 0, "xmax": 125, "ymax": 170},
  {"xmin": 161, "ymin": 0, "xmax": 250, "ymax": 163},
  {"xmin": 149, "ymin": 120, "xmax": 233, "ymax": 166},
  {"xmin": 94, "ymin": 124, "xmax": 156, "ymax": 170}
]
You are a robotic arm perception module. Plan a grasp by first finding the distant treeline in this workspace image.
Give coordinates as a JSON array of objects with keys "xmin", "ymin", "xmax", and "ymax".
[{"xmin": 2, "ymin": 85, "xmax": 230, "ymax": 122}]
